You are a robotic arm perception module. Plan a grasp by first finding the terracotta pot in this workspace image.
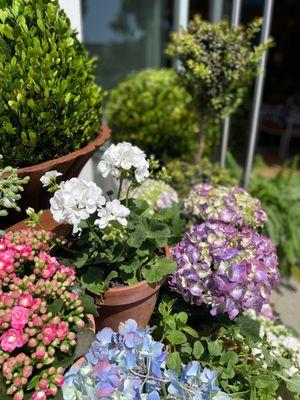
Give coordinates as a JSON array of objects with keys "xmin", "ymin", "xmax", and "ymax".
[
  {"xmin": 93, "ymin": 277, "xmax": 166, "ymax": 332},
  {"xmin": 1, "ymin": 124, "xmax": 110, "ymax": 228},
  {"xmin": 7, "ymin": 210, "xmax": 170, "ymax": 331}
]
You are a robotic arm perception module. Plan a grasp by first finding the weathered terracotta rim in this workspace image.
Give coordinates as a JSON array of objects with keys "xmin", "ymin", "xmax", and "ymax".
[{"xmin": 17, "ymin": 124, "xmax": 110, "ymax": 173}]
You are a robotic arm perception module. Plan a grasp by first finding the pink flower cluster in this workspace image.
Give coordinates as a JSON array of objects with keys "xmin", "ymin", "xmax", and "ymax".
[{"xmin": 0, "ymin": 229, "xmax": 85, "ymax": 400}]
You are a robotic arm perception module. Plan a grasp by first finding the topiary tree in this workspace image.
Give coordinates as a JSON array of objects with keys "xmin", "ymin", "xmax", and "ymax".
[
  {"xmin": 105, "ymin": 68, "xmax": 198, "ymax": 161},
  {"xmin": 167, "ymin": 15, "xmax": 272, "ymax": 160},
  {"xmin": 0, "ymin": 0, "xmax": 105, "ymax": 167}
]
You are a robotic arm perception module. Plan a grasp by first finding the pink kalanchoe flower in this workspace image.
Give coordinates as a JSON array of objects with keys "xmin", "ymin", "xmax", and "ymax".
[
  {"xmin": 11, "ymin": 306, "xmax": 29, "ymax": 330},
  {"xmin": 0, "ymin": 229, "xmax": 85, "ymax": 399},
  {"xmin": 0, "ymin": 329, "xmax": 27, "ymax": 353},
  {"xmin": 56, "ymin": 322, "xmax": 68, "ymax": 341},
  {"xmin": 42, "ymin": 324, "xmax": 58, "ymax": 346},
  {"xmin": 18, "ymin": 294, "xmax": 34, "ymax": 308}
]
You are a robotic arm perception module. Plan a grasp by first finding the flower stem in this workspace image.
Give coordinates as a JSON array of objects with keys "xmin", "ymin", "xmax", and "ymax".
[{"xmin": 117, "ymin": 177, "xmax": 124, "ymax": 200}]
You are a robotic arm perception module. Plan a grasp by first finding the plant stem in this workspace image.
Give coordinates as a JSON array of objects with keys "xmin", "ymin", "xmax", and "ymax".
[{"xmin": 117, "ymin": 177, "xmax": 124, "ymax": 200}]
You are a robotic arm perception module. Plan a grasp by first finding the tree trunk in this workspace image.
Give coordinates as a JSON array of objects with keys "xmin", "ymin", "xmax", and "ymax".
[{"xmin": 195, "ymin": 116, "xmax": 206, "ymax": 163}]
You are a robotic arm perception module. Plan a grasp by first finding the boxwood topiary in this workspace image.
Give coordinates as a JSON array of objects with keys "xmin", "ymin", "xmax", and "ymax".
[
  {"xmin": 0, "ymin": 0, "xmax": 104, "ymax": 167},
  {"xmin": 105, "ymin": 68, "xmax": 198, "ymax": 161}
]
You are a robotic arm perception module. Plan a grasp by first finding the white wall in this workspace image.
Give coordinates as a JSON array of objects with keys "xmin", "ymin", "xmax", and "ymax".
[
  {"xmin": 59, "ymin": 0, "xmax": 99, "ymax": 181},
  {"xmin": 59, "ymin": 0, "xmax": 83, "ymax": 41}
]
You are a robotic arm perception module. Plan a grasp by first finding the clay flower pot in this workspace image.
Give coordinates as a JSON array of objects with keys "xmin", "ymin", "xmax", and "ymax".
[
  {"xmin": 7, "ymin": 210, "xmax": 170, "ymax": 332},
  {"xmin": 93, "ymin": 278, "xmax": 166, "ymax": 332},
  {"xmin": 1, "ymin": 124, "xmax": 110, "ymax": 228}
]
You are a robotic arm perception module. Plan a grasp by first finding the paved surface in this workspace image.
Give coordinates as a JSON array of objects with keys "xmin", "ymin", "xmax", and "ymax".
[{"xmin": 271, "ymin": 278, "xmax": 300, "ymax": 332}]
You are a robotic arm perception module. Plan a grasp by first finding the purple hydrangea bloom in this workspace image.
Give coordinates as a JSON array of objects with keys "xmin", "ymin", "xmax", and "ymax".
[
  {"xmin": 184, "ymin": 183, "xmax": 267, "ymax": 228},
  {"xmin": 63, "ymin": 319, "xmax": 230, "ymax": 399},
  {"xmin": 170, "ymin": 221, "xmax": 280, "ymax": 319}
]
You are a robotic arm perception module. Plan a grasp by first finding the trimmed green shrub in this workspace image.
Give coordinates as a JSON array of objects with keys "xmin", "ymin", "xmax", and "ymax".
[
  {"xmin": 105, "ymin": 69, "xmax": 198, "ymax": 161},
  {"xmin": 167, "ymin": 16, "xmax": 272, "ymax": 160},
  {"xmin": 166, "ymin": 157, "xmax": 239, "ymax": 197},
  {"xmin": 0, "ymin": 0, "xmax": 104, "ymax": 167}
]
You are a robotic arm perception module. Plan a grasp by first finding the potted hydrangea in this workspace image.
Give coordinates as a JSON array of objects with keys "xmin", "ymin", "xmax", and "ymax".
[
  {"xmin": 184, "ymin": 183, "xmax": 267, "ymax": 228},
  {"xmin": 0, "ymin": 0, "xmax": 108, "ymax": 225},
  {"xmin": 131, "ymin": 179, "xmax": 179, "ymax": 214},
  {"xmin": 62, "ymin": 319, "xmax": 231, "ymax": 400},
  {"xmin": 170, "ymin": 221, "xmax": 280, "ymax": 320},
  {"xmin": 36, "ymin": 142, "xmax": 183, "ymax": 331},
  {"xmin": 0, "ymin": 228, "xmax": 90, "ymax": 400}
]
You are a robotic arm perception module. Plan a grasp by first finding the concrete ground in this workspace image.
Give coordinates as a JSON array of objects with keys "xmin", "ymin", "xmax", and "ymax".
[{"xmin": 271, "ymin": 278, "xmax": 300, "ymax": 332}]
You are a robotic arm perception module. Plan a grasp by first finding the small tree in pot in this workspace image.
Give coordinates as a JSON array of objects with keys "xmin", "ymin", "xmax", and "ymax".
[
  {"xmin": 167, "ymin": 15, "xmax": 272, "ymax": 161},
  {"xmin": 0, "ymin": 0, "xmax": 107, "ymax": 224},
  {"xmin": 0, "ymin": 0, "xmax": 105, "ymax": 167}
]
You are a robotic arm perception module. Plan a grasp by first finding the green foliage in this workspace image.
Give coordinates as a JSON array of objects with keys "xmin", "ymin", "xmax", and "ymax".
[
  {"xmin": 166, "ymin": 157, "xmax": 239, "ymax": 197},
  {"xmin": 0, "ymin": 161, "xmax": 29, "ymax": 217},
  {"xmin": 167, "ymin": 15, "xmax": 272, "ymax": 119},
  {"xmin": 152, "ymin": 295, "xmax": 300, "ymax": 400},
  {"xmin": 60, "ymin": 201, "xmax": 183, "ymax": 295},
  {"xmin": 249, "ymin": 157, "xmax": 300, "ymax": 276},
  {"xmin": 105, "ymin": 69, "xmax": 198, "ymax": 161},
  {"xmin": 0, "ymin": 0, "xmax": 104, "ymax": 167}
]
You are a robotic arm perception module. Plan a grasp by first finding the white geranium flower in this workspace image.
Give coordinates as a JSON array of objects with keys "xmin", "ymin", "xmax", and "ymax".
[
  {"xmin": 94, "ymin": 199, "xmax": 130, "ymax": 229},
  {"xmin": 97, "ymin": 142, "xmax": 149, "ymax": 183},
  {"xmin": 40, "ymin": 170, "xmax": 62, "ymax": 187},
  {"xmin": 50, "ymin": 178, "xmax": 106, "ymax": 233}
]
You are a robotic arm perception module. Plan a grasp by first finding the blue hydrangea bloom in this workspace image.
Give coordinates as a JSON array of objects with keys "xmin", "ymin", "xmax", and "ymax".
[{"xmin": 63, "ymin": 319, "xmax": 231, "ymax": 400}]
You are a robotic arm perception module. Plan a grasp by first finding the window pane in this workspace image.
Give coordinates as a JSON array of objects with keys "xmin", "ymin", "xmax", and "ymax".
[{"xmin": 82, "ymin": 0, "xmax": 171, "ymax": 89}]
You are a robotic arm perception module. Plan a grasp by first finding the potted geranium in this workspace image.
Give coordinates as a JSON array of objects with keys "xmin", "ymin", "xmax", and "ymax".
[
  {"xmin": 34, "ymin": 142, "xmax": 183, "ymax": 331},
  {"xmin": 0, "ymin": 0, "xmax": 108, "ymax": 225},
  {"xmin": 0, "ymin": 228, "xmax": 94, "ymax": 400}
]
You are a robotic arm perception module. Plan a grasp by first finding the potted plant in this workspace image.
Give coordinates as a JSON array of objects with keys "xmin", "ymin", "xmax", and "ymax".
[
  {"xmin": 0, "ymin": 159, "xmax": 29, "ymax": 229},
  {"xmin": 31, "ymin": 142, "xmax": 183, "ymax": 331},
  {"xmin": 62, "ymin": 318, "xmax": 231, "ymax": 400},
  {"xmin": 0, "ymin": 228, "xmax": 96, "ymax": 400},
  {"xmin": 167, "ymin": 16, "xmax": 272, "ymax": 160},
  {"xmin": 0, "ymin": 0, "xmax": 108, "ymax": 225}
]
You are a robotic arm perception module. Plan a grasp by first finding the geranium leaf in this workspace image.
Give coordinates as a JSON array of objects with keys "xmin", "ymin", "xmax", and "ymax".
[
  {"xmin": 286, "ymin": 375, "xmax": 300, "ymax": 393},
  {"xmin": 142, "ymin": 257, "xmax": 177, "ymax": 283}
]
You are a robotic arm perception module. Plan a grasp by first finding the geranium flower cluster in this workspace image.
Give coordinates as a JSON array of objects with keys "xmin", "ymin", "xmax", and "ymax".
[
  {"xmin": 47, "ymin": 143, "xmax": 151, "ymax": 233},
  {"xmin": 0, "ymin": 229, "xmax": 85, "ymax": 400},
  {"xmin": 184, "ymin": 183, "xmax": 267, "ymax": 228},
  {"xmin": 131, "ymin": 179, "xmax": 179, "ymax": 213},
  {"xmin": 97, "ymin": 142, "xmax": 150, "ymax": 183},
  {"xmin": 63, "ymin": 319, "xmax": 230, "ymax": 400},
  {"xmin": 170, "ymin": 221, "xmax": 280, "ymax": 319}
]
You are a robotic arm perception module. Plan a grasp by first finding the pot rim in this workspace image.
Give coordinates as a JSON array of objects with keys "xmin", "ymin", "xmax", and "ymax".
[{"xmin": 16, "ymin": 124, "xmax": 110, "ymax": 174}]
